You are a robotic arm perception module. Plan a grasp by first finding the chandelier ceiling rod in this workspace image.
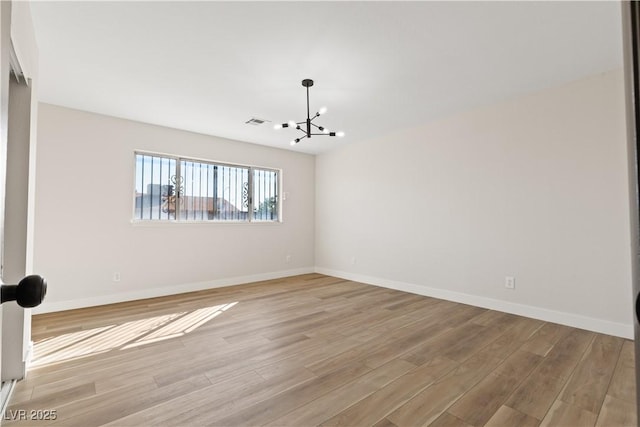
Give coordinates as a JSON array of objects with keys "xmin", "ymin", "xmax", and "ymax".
[{"xmin": 274, "ymin": 79, "xmax": 345, "ymax": 146}]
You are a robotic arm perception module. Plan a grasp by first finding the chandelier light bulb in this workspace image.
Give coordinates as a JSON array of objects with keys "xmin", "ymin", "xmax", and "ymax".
[
  {"xmin": 323, "ymin": 128, "xmax": 330, "ymax": 134},
  {"xmin": 290, "ymin": 140, "xmax": 296, "ymax": 146},
  {"xmin": 288, "ymin": 120, "xmax": 297, "ymax": 128},
  {"xmin": 336, "ymin": 131, "xmax": 345, "ymax": 137},
  {"xmin": 274, "ymin": 124, "xmax": 282, "ymax": 130},
  {"xmin": 318, "ymin": 106, "xmax": 328, "ymax": 115}
]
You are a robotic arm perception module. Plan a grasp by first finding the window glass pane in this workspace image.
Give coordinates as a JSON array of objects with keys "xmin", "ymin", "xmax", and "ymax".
[
  {"xmin": 178, "ymin": 161, "xmax": 249, "ymax": 221},
  {"xmin": 134, "ymin": 153, "xmax": 272, "ymax": 223},
  {"xmin": 135, "ymin": 154, "xmax": 177, "ymax": 220},
  {"xmin": 213, "ymin": 165, "xmax": 249, "ymax": 221},
  {"xmin": 253, "ymin": 169, "xmax": 278, "ymax": 221}
]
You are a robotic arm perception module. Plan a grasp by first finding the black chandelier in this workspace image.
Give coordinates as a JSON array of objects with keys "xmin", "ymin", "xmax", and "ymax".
[{"xmin": 274, "ymin": 79, "xmax": 344, "ymax": 146}]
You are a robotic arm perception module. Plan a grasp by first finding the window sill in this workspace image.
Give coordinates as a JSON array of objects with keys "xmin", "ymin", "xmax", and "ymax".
[{"xmin": 130, "ymin": 219, "xmax": 283, "ymax": 227}]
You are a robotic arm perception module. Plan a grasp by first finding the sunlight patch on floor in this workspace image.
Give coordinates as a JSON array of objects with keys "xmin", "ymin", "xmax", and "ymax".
[{"xmin": 31, "ymin": 302, "xmax": 238, "ymax": 368}]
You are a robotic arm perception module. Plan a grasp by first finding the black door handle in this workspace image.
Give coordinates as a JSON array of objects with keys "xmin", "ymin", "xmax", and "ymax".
[{"xmin": 1, "ymin": 275, "xmax": 47, "ymax": 308}]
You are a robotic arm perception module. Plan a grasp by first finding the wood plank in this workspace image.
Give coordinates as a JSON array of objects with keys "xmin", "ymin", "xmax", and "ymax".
[
  {"xmin": 536, "ymin": 328, "xmax": 595, "ymax": 381},
  {"xmin": 7, "ymin": 382, "xmax": 96, "ymax": 414},
  {"xmin": 494, "ymin": 349, "xmax": 544, "ymax": 380},
  {"xmin": 505, "ymin": 373, "xmax": 568, "ymax": 421},
  {"xmin": 441, "ymin": 324, "xmax": 511, "ymax": 363},
  {"xmin": 158, "ymin": 364, "xmax": 316, "ymax": 426},
  {"xmin": 321, "ymin": 356, "xmax": 459, "ymax": 426},
  {"xmin": 49, "ymin": 374, "xmax": 211, "ymax": 426},
  {"xmin": 428, "ymin": 412, "xmax": 474, "ymax": 427},
  {"xmin": 446, "ymin": 350, "xmax": 542, "ymax": 426},
  {"xmin": 540, "ymin": 400, "xmax": 597, "ymax": 427},
  {"xmin": 595, "ymin": 395, "xmax": 637, "ymax": 427},
  {"xmin": 266, "ymin": 359, "xmax": 416, "ymax": 427},
  {"xmin": 362, "ymin": 322, "xmax": 458, "ymax": 369},
  {"xmin": 211, "ymin": 360, "xmax": 372, "ymax": 426},
  {"xmin": 448, "ymin": 373, "xmax": 522, "ymax": 426},
  {"xmin": 100, "ymin": 370, "xmax": 266, "ymax": 427},
  {"xmin": 400, "ymin": 324, "xmax": 485, "ymax": 366},
  {"xmin": 506, "ymin": 328, "xmax": 594, "ymax": 420},
  {"xmin": 470, "ymin": 310, "xmax": 518, "ymax": 330},
  {"xmin": 559, "ymin": 334, "xmax": 623, "ymax": 413},
  {"xmin": 386, "ymin": 351, "xmax": 504, "ymax": 427},
  {"xmin": 372, "ymin": 418, "xmax": 399, "ymax": 427},
  {"xmin": 607, "ymin": 340, "xmax": 636, "ymax": 403},
  {"xmin": 521, "ymin": 323, "xmax": 572, "ymax": 357},
  {"xmin": 484, "ymin": 405, "xmax": 540, "ymax": 427},
  {"xmin": 7, "ymin": 386, "xmax": 33, "ymax": 406},
  {"xmin": 155, "ymin": 333, "xmax": 315, "ymax": 387}
]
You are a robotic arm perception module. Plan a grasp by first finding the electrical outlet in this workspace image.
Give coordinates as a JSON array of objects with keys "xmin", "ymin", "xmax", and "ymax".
[
  {"xmin": 505, "ymin": 276, "xmax": 515, "ymax": 289},
  {"xmin": 113, "ymin": 272, "xmax": 121, "ymax": 282},
  {"xmin": 285, "ymin": 255, "xmax": 291, "ymax": 263}
]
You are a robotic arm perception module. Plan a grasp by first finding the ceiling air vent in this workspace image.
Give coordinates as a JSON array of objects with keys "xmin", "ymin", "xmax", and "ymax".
[{"xmin": 245, "ymin": 117, "xmax": 270, "ymax": 126}]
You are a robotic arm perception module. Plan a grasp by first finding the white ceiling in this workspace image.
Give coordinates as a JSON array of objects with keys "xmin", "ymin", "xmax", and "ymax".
[{"xmin": 29, "ymin": 1, "xmax": 623, "ymax": 155}]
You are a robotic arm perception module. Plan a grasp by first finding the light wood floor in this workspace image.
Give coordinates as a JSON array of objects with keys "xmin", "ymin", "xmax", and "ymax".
[{"xmin": 4, "ymin": 274, "xmax": 637, "ymax": 426}]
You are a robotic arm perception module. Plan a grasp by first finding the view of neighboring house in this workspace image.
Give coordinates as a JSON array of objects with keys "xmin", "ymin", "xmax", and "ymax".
[{"xmin": 134, "ymin": 184, "xmax": 248, "ymax": 221}]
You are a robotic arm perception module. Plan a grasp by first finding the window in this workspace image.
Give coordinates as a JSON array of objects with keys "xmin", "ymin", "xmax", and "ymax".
[{"xmin": 134, "ymin": 153, "xmax": 280, "ymax": 222}]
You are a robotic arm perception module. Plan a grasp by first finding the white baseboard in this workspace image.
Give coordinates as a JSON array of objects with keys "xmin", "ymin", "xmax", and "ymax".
[
  {"xmin": 33, "ymin": 267, "xmax": 315, "ymax": 314},
  {"xmin": 23, "ymin": 341, "xmax": 33, "ymax": 373},
  {"xmin": 315, "ymin": 267, "xmax": 633, "ymax": 339},
  {"xmin": 33, "ymin": 266, "xmax": 633, "ymax": 339}
]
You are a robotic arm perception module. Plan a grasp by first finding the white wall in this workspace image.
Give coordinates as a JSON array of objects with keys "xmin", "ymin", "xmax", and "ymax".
[
  {"xmin": 316, "ymin": 69, "xmax": 633, "ymax": 338},
  {"xmin": 33, "ymin": 104, "xmax": 315, "ymax": 312}
]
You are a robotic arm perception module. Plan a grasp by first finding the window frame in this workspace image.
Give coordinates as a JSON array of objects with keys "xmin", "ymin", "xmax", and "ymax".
[{"xmin": 132, "ymin": 150, "xmax": 282, "ymax": 224}]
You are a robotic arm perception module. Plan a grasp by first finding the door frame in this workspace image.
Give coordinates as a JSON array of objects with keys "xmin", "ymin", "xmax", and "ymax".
[
  {"xmin": 621, "ymin": 1, "xmax": 640, "ymax": 423},
  {"xmin": 0, "ymin": 0, "xmax": 39, "ymax": 417},
  {"xmin": 0, "ymin": 0, "xmax": 13, "ymax": 415},
  {"xmin": 3, "ymin": 59, "xmax": 33, "ymax": 385}
]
